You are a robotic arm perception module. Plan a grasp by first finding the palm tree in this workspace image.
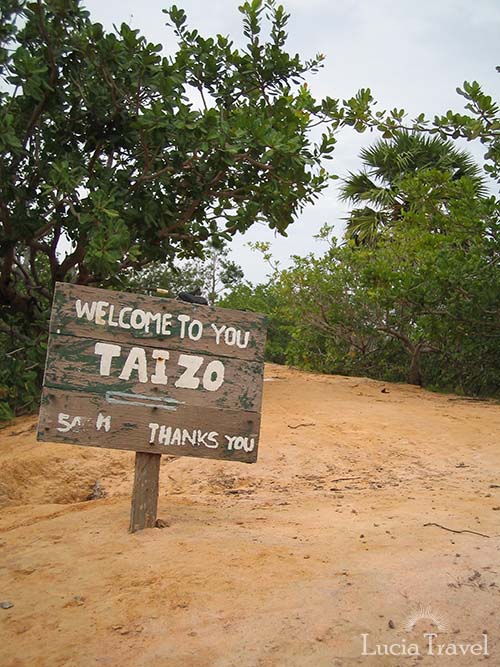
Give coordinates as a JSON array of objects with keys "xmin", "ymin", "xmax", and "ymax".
[{"xmin": 340, "ymin": 131, "xmax": 485, "ymax": 246}]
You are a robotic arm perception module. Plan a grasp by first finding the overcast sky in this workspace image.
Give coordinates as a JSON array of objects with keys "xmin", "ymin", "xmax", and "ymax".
[{"xmin": 83, "ymin": 0, "xmax": 500, "ymax": 283}]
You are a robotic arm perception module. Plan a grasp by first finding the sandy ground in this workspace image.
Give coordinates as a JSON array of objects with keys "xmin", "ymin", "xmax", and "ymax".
[{"xmin": 0, "ymin": 363, "xmax": 499, "ymax": 667}]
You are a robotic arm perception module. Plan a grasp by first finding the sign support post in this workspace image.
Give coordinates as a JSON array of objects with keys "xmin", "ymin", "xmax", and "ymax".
[{"xmin": 129, "ymin": 452, "xmax": 162, "ymax": 533}]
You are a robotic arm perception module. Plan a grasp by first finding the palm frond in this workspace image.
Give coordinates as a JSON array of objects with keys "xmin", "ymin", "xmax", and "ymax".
[
  {"xmin": 358, "ymin": 131, "xmax": 485, "ymax": 195},
  {"xmin": 339, "ymin": 171, "xmax": 385, "ymax": 205},
  {"xmin": 343, "ymin": 207, "xmax": 388, "ymax": 247},
  {"xmin": 340, "ymin": 130, "xmax": 486, "ymax": 246}
]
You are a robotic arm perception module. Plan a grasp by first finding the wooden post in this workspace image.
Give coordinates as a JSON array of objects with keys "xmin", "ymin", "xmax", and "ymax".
[{"xmin": 129, "ymin": 452, "xmax": 162, "ymax": 533}]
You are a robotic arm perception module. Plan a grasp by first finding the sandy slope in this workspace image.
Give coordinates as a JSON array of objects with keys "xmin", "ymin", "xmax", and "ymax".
[{"xmin": 0, "ymin": 364, "xmax": 499, "ymax": 666}]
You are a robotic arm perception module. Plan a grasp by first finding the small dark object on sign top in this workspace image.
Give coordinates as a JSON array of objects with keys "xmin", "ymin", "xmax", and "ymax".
[{"xmin": 177, "ymin": 291, "xmax": 209, "ymax": 306}]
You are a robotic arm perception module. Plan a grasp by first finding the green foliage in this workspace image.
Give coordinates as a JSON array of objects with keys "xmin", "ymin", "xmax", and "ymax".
[
  {"xmin": 219, "ymin": 280, "xmax": 291, "ymax": 363},
  {"xmin": 0, "ymin": 315, "xmax": 47, "ymax": 419},
  {"xmin": 434, "ymin": 76, "xmax": 500, "ymax": 181}
]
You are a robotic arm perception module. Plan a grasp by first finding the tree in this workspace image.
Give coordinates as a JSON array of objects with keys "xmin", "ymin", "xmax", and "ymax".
[
  {"xmin": 339, "ymin": 131, "xmax": 484, "ymax": 245},
  {"xmin": 271, "ymin": 173, "xmax": 500, "ymax": 394},
  {"xmin": 0, "ymin": 0, "xmax": 353, "ymax": 417},
  {"xmin": 126, "ymin": 244, "xmax": 244, "ymax": 304},
  {"xmin": 0, "ymin": 0, "xmax": 342, "ymax": 326}
]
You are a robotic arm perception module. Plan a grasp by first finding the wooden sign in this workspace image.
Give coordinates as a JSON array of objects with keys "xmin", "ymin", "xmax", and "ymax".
[
  {"xmin": 38, "ymin": 283, "xmax": 267, "ymax": 463},
  {"xmin": 37, "ymin": 283, "xmax": 267, "ymax": 531}
]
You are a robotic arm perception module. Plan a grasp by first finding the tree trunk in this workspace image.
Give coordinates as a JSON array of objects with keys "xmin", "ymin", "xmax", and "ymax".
[{"xmin": 408, "ymin": 345, "xmax": 423, "ymax": 386}]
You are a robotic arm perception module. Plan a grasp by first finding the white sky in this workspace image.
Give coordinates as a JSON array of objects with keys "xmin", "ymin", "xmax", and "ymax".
[{"xmin": 83, "ymin": 0, "xmax": 500, "ymax": 283}]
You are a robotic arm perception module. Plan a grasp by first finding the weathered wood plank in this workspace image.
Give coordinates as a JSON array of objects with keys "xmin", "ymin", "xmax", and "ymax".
[
  {"xmin": 37, "ymin": 388, "xmax": 260, "ymax": 462},
  {"xmin": 43, "ymin": 334, "xmax": 263, "ymax": 413},
  {"xmin": 50, "ymin": 282, "xmax": 267, "ymax": 362},
  {"xmin": 129, "ymin": 452, "xmax": 161, "ymax": 533}
]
